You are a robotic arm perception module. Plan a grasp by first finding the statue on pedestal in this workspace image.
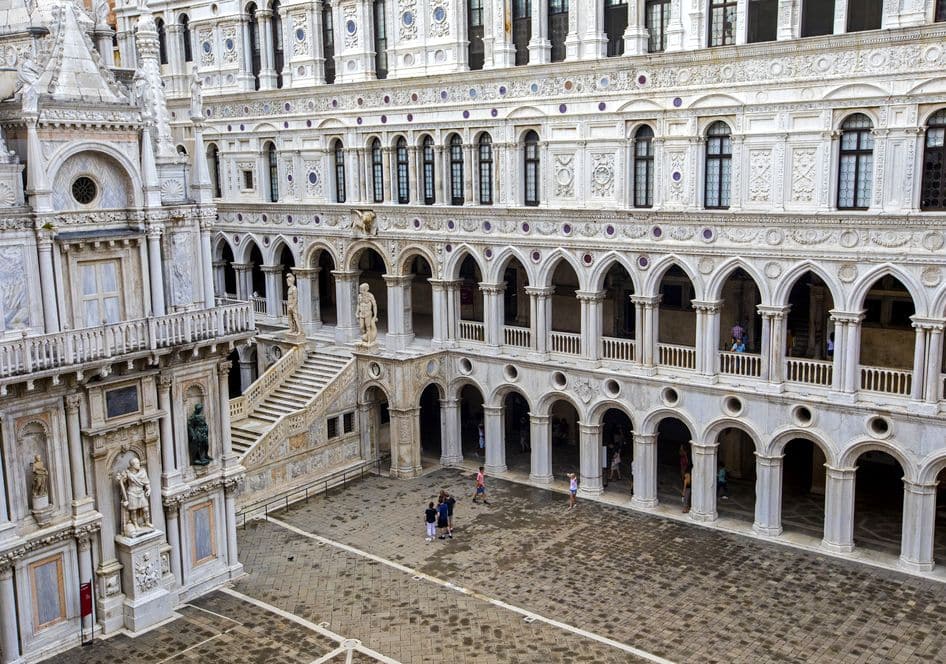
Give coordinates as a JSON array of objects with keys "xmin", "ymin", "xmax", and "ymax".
[
  {"xmin": 187, "ymin": 403, "xmax": 211, "ymax": 466},
  {"xmin": 356, "ymin": 283, "xmax": 378, "ymax": 345},
  {"xmin": 189, "ymin": 67, "xmax": 203, "ymax": 120},
  {"xmin": 285, "ymin": 273, "xmax": 303, "ymax": 337},
  {"xmin": 118, "ymin": 458, "xmax": 152, "ymax": 536},
  {"xmin": 30, "ymin": 455, "xmax": 48, "ymax": 500}
]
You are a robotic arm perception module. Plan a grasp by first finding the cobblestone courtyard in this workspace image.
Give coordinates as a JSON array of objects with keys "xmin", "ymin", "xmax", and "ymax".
[{"xmin": 59, "ymin": 468, "xmax": 946, "ymax": 663}]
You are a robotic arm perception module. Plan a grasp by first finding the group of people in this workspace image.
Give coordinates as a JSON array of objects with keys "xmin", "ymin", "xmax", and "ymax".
[
  {"xmin": 730, "ymin": 319, "xmax": 748, "ymax": 353},
  {"xmin": 423, "ymin": 467, "xmax": 492, "ymax": 542}
]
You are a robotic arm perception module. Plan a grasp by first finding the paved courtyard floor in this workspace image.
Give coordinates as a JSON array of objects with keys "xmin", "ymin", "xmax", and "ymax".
[{"xmin": 57, "ymin": 468, "xmax": 946, "ymax": 663}]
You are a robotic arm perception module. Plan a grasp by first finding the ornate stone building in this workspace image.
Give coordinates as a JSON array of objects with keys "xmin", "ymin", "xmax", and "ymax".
[{"xmin": 0, "ymin": 1, "xmax": 254, "ymax": 661}]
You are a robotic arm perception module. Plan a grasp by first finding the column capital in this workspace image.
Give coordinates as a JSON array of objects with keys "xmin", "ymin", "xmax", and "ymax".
[
  {"xmin": 292, "ymin": 267, "xmax": 320, "ymax": 278},
  {"xmin": 755, "ymin": 453, "xmax": 785, "ymax": 467},
  {"xmin": 825, "ymin": 465, "xmax": 858, "ymax": 479},
  {"xmin": 331, "ymin": 269, "xmax": 361, "ymax": 280},
  {"xmin": 910, "ymin": 315, "xmax": 946, "ymax": 332},
  {"xmin": 158, "ymin": 372, "xmax": 174, "ymax": 391},
  {"xmin": 575, "ymin": 290, "xmax": 607, "ymax": 303},
  {"xmin": 230, "ymin": 262, "xmax": 252, "ymax": 271},
  {"xmin": 524, "ymin": 285, "xmax": 554, "ymax": 298},
  {"xmin": 903, "ymin": 480, "xmax": 938, "ymax": 495},
  {"xmin": 479, "ymin": 281, "xmax": 506, "ymax": 295},
  {"xmin": 217, "ymin": 360, "xmax": 233, "ymax": 377},
  {"xmin": 146, "ymin": 223, "xmax": 165, "ymax": 239},
  {"xmin": 633, "ymin": 432, "xmax": 657, "ymax": 444},
  {"xmin": 65, "ymin": 393, "xmax": 81, "ymax": 413},
  {"xmin": 689, "ymin": 440, "xmax": 718, "ymax": 452},
  {"xmin": 829, "ymin": 309, "xmax": 865, "ymax": 324},
  {"xmin": 528, "ymin": 413, "xmax": 551, "ymax": 425},
  {"xmin": 630, "ymin": 294, "xmax": 661, "ymax": 307},
  {"xmin": 383, "ymin": 274, "xmax": 415, "ymax": 287},
  {"xmin": 578, "ymin": 422, "xmax": 602, "ymax": 434},
  {"xmin": 691, "ymin": 299, "xmax": 723, "ymax": 313},
  {"xmin": 757, "ymin": 304, "xmax": 792, "ymax": 319},
  {"xmin": 439, "ymin": 397, "xmax": 460, "ymax": 408},
  {"xmin": 260, "ymin": 264, "xmax": 284, "ymax": 274},
  {"xmin": 389, "ymin": 406, "xmax": 420, "ymax": 417},
  {"xmin": 483, "ymin": 405, "xmax": 504, "ymax": 415}
]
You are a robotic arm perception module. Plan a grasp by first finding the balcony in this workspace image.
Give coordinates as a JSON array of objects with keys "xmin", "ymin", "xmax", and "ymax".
[{"xmin": 0, "ymin": 303, "xmax": 255, "ymax": 385}]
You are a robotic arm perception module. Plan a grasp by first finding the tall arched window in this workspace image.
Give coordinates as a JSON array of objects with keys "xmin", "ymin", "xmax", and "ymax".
[
  {"xmin": 396, "ymin": 137, "xmax": 409, "ymax": 204},
  {"xmin": 422, "ymin": 136, "xmax": 435, "ymax": 205},
  {"xmin": 523, "ymin": 130, "xmax": 540, "ymax": 207},
  {"xmin": 333, "ymin": 140, "xmax": 346, "ymax": 203},
  {"xmin": 272, "ymin": 0, "xmax": 284, "ymax": 88},
  {"xmin": 478, "ymin": 134, "xmax": 493, "ymax": 205},
  {"xmin": 266, "ymin": 141, "xmax": 279, "ymax": 202},
  {"xmin": 208, "ymin": 143, "xmax": 222, "ymax": 198},
  {"xmin": 468, "ymin": 0, "xmax": 485, "ymax": 70},
  {"xmin": 156, "ymin": 18, "xmax": 168, "ymax": 65},
  {"xmin": 704, "ymin": 121, "xmax": 732, "ymax": 209},
  {"xmin": 322, "ymin": 4, "xmax": 335, "ymax": 84},
  {"xmin": 371, "ymin": 138, "xmax": 384, "ymax": 203},
  {"xmin": 247, "ymin": 3, "xmax": 261, "ymax": 90},
  {"xmin": 921, "ymin": 110, "xmax": 946, "ymax": 210},
  {"xmin": 374, "ymin": 0, "xmax": 388, "ymax": 79},
  {"xmin": 837, "ymin": 113, "xmax": 874, "ymax": 210},
  {"xmin": 180, "ymin": 15, "xmax": 193, "ymax": 63},
  {"xmin": 449, "ymin": 135, "xmax": 464, "ymax": 205},
  {"xmin": 633, "ymin": 125, "xmax": 654, "ymax": 208}
]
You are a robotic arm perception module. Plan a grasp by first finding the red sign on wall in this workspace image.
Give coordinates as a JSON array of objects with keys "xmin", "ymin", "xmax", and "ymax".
[{"xmin": 80, "ymin": 582, "xmax": 93, "ymax": 618}]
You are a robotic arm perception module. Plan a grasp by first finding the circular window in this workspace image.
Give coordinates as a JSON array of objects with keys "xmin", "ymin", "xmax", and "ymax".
[
  {"xmin": 723, "ymin": 396, "xmax": 744, "ymax": 417},
  {"xmin": 504, "ymin": 364, "xmax": 519, "ymax": 382},
  {"xmin": 604, "ymin": 379, "xmax": 621, "ymax": 398},
  {"xmin": 458, "ymin": 357, "xmax": 473, "ymax": 375},
  {"xmin": 551, "ymin": 371, "xmax": 567, "ymax": 389},
  {"xmin": 661, "ymin": 387, "xmax": 679, "ymax": 407},
  {"xmin": 868, "ymin": 415, "xmax": 891, "ymax": 439},
  {"xmin": 72, "ymin": 176, "xmax": 97, "ymax": 205},
  {"xmin": 792, "ymin": 405, "xmax": 813, "ymax": 427}
]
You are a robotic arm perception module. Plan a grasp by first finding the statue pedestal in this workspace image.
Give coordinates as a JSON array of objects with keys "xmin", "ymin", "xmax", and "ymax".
[
  {"xmin": 116, "ymin": 529, "xmax": 175, "ymax": 633},
  {"xmin": 31, "ymin": 495, "xmax": 55, "ymax": 527}
]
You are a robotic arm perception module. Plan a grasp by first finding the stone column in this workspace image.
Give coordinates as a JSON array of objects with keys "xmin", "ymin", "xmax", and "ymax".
[
  {"xmin": 924, "ymin": 322, "xmax": 944, "ymax": 403},
  {"xmin": 842, "ymin": 313, "xmax": 864, "ymax": 394},
  {"xmin": 529, "ymin": 414, "xmax": 553, "ymax": 484},
  {"xmin": 429, "ymin": 279, "xmax": 448, "ymax": 344},
  {"xmin": 693, "ymin": 299, "xmax": 721, "ymax": 376},
  {"xmin": 239, "ymin": 14, "xmax": 255, "ymax": 90},
  {"xmin": 212, "ymin": 260, "xmax": 227, "ymax": 297},
  {"xmin": 689, "ymin": 441, "xmax": 717, "ymax": 521},
  {"xmin": 231, "ymin": 263, "xmax": 251, "ymax": 300},
  {"xmin": 147, "ymin": 223, "xmax": 167, "ymax": 316},
  {"xmin": 157, "ymin": 373, "xmax": 180, "ymax": 487},
  {"xmin": 833, "ymin": 1, "xmax": 848, "ymax": 35},
  {"xmin": 311, "ymin": 1, "xmax": 326, "ymax": 84},
  {"xmin": 631, "ymin": 433, "xmax": 658, "ymax": 508},
  {"xmin": 899, "ymin": 480, "xmax": 938, "ymax": 572},
  {"xmin": 440, "ymin": 397, "xmax": 463, "ymax": 465},
  {"xmin": 65, "ymin": 394, "xmax": 90, "ymax": 514},
  {"xmin": 218, "ymin": 361, "xmax": 236, "ymax": 465},
  {"xmin": 224, "ymin": 482, "xmax": 240, "ymax": 569},
  {"xmin": 624, "ymin": 0, "xmax": 648, "ymax": 55},
  {"xmin": 445, "ymin": 280, "xmax": 462, "ymax": 343},
  {"xmin": 0, "ymin": 567, "xmax": 20, "ymax": 662},
  {"xmin": 753, "ymin": 453, "xmax": 784, "ymax": 536},
  {"xmin": 292, "ymin": 267, "xmax": 316, "ymax": 331},
  {"xmin": 463, "ymin": 143, "xmax": 475, "ymax": 204},
  {"xmin": 480, "ymin": 282, "xmax": 505, "ymax": 347},
  {"xmin": 526, "ymin": 286, "xmax": 554, "ymax": 354},
  {"xmin": 36, "ymin": 230, "xmax": 60, "ymax": 332},
  {"xmin": 261, "ymin": 264, "xmax": 283, "ymax": 318},
  {"xmin": 384, "ymin": 275, "xmax": 414, "ymax": 350},
  {"xmin": 77, "ymin": 536, "xmax": 94, "ymax": 632},
  {"xmin": 434, "ymin": 144, "xmax": 445, "ymax": 203},
  {"xmin": 165, "ymin": 504, "xmax": 183, "ymax": 585},
  {"xmin": 576, "ymin": 290, "xmax": 604, "ymax": 361},
  {"xmin": 257, "ymin": 9, "xmax": 277, "ymax": 89},
  {"xmin": 407, "ymin": 145, "xmax": 419, "ymax": 202},
  {"xmin": 759, "ymin": 305, "xmax": 790, "ymax": 383},
  {"xmin": 828, "ymin": 311, "xmax": 847, "ymax": 391},
  {"xmin": 199, "ymin": 220, "xmax": 215, "ymax": 308},
  {"xmin": 390, "ymin": 407, "xmax": 422, "ymax": 478},
  {"xmin": 529, "ymin": 0, "xmax": 551, "ymax": 63},
  {"xmin": 665, "ymin": 0, "xmax": 685, "ymax": 51},
  {"xmin": 632, "ymin": 295, "xmax": 660, "ymax": 367},
  {"xmin": 483, "ymin": 405, "xmax": 506, "ymax": 474},
  {"xmin": 578, "ymin": 423, "xmax": 603, "ymax": 497},
  {"xmin": 911, "ymin": 318, "xmax": 928, "ymax": 401},
  {"xmin": 822, "ymin": 465, "xmax": 856, "ymax": 553},
  {"xmin": 776, "ymin": 0, "xmax": 796, "ymax": 40}
]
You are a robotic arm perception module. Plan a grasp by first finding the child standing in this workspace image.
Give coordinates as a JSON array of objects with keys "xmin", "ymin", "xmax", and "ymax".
[
  {"xmin": 567, "ymin": 472, "xmax": 578, "ymax": 509},
  {"xmin": 472, "ymin": 466, "xmax": 490, "ymax": 504},
  {"xmin": 436, "ymin": 499, "xmax": 450, "ymax": 539},
  {"xmin": 424, "ymin": 502, "xmax": 437, "ymax": 542}
]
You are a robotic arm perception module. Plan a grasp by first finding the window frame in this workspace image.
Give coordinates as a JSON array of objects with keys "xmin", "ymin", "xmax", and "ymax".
[
  {"xmin": 633, "ymin": 125, "xmax": 655, "ymax": 209},
  {"xmin": 468, "ymin": 0, "xmax": 486, "ymax": 70},
  {"xmin": 333, "ymin": 140, "xmax": 346, "ymax": 203},
  {"xmin": 322, "ymin": 4, "xmax": 335, "ymax": 84},
  {"xmin": 707, "ymin": 0, "xmax": 737, "ymax": 48},
  {"xmin": 549, "ymin": 0, "xmax": 569, "ymax": 63},
  {"xmin": 703, "ymin": 121, "xmax": 732, "ymax": 210},
  {"xmin": 477, "ymin": 134, "xmax": 493, "ymax": 205},
  {"xmin": 266, "ymin": 141, "xmax": 279, "ymax": 202},
  {"xmin": 371, "ymin": 138, "xmax": 384, "ymax": 203},
  {"xmin": 449, "ymin": 134, "xmax": 464, "ymax": 206},
  {"xmin": 645, "ymin": 0, "xmax": 670, "ymax": 52},
  {"xmin": 374, "ymin": 0, "xmax": 388, "ymax": 79},
  {"xmin": 208, "ymin": 143, "xmax": 222, "ymax": 198},
  {"xmin": 156, "ymin": 18, "xmax": 168, "ymax": 65},
  {"xmin": 836, "ymin": 113, "xmax": 874, "ymax": 211},
  {"xmin": 248, "ymin": 3, "xmax": 261, "ymax": 89},
  {"xmin": 271, "ymin": 0, "xmax": 284, "ymax": 88},
  {"xmin": 746, "ymin": 0, "xmax": 778, "ymax": 43},
  {"xmin": 512, "ymin": 0, "xmax": 532, "ymax": 66},
  {"xmin": 604, "ymin": 0, "xmax": 628, "ymax": 57},
  {"xmin": 422, "ymin": 136, "xmax": 436, "ymax": 205},
  {"xmin": 523, "ymin": 130, "xmax": 540, "ymax": 207},
  {"xmin": 180, "ymin": 14, "xmax": 193, "ymax": 63},
  {"xmin": 921, "ymin": 110, "xmax": 946, "ymax": 211},
  {"xmin": 396, "ymin": 137, "xmax": 410, "ymax": 204}
]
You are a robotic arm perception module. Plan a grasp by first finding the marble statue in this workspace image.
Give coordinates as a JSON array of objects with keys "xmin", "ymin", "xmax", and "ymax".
[
  {"xmin": 118, "ymin": 457, "xmax": 152, "ymax": 536},
  {"xmin": 285, "ymin": 272, "xmax": 303, "ymax": 336},
  {"xmin": 187, "ymin": 403, "xmax": 211, "ymax": 466},
  {"xmin": 350, "ymin": 209, "xmax": 377, "ymax": 236},
  {"xmin": 356, "ymin": 283, "xmax": 378, "ymax": 345},
  {"xmin": 30, "ymin": 455, "xmax": 48, "ymax": 498},
  {"xmin": 190, "ymin": 67, "xmax": 203, "ymax": 119}
]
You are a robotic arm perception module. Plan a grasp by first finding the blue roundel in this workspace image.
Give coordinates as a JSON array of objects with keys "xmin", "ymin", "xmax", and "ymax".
[
  {"xmin": 295, "ymin": 28, "xmax": 305, "ymax": 41},
  {"xmin": 433, "ymin": 6, "xmax": 446, "ymax": 21},
  {"xmin": 225, "ymin": 38, "xmax": 234, "ymax": 50},
  {"xmin": 202, "ymin": 41, "xmax": 212, "ymax": 54},
  {"xmin": 402, "ymin": 12, "xmax": 413, "ymax": 26},
  {"xmin": 308, "ymin": 172, "xmax": 318, "ymax": 185},
  {"xmin": 346, "ymin": 20, "xmax": 356, "ymax": 34}
]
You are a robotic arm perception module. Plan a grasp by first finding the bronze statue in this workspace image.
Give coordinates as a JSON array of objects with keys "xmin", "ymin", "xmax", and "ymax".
[{"xmin": 187, "ymin": 403, "xmax": 211, "ymax": 466}]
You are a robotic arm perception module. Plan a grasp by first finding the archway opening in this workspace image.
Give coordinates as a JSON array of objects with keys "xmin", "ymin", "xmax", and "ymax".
[
  {"xmin": 715, "ymin": 428, "xmax": 757, "ymax": 522},
  {"xmin": 501, "ymin": 257, "xmax": 531, "ymax": 348},
  {"xmin": 853, "ymin": 450, "xmax": 904, "ymax": 556},
  {"xmin": 601, "ymin": 408, "xmax": 633, "ymax": 494},
  {"xmin": 858, "ymin": 276, "xmax": 915, "ymax": 396},
  {"xmin": 549, "ymin": 399, "xmax": 580, "ymax": 477},
  {"xmin": 935, "ymin": 467, "xmax": 946, "ymax": 565},
  {"xmin": 226, "ymin": 348, "xmax": 242, "ymax": 397},
  {"xmin": 658, "ymin": 266, "xmax": 696, "ymax": 369},
  {"xmin": 458, "ymin": 255, "xmax": 485, "ymax": 341},
  {"xmin": 502, "ymin": 391, "xmax": 531, "ymax": 472},
  {"xmin": 656, "ymin": 417, "xmax": 693, "ymax": 508},
  {"xmin": 220, "ymin": 243, "xmax": 237, "ymax": 299},
  {"xmin": 364, "ymin": 386, "xmax": 391, "ymax": 470},
  {"xmin": 601, "ymin": 262, "xmax": 636, "ymax": 362},
  {"xmin": 781, "ymin": 437, "xmax": 827, "ymax": 539},
  {"xmin": 458, "ymin": 384, "xmax": 485, "ymax": 459},
  {"xmin": 316, "ymin": 250, "xmax": 337, "ymax": 326},
  {"xmin": 785, "ymin": 270, "xmax": 836, "ymax": 387},
  {"xmin": 419, "ymin": 384, "xmax": 443, "ymax": 458},
  {"xmin": 408, "ymin": 256, "xmax": 434, "ymax": 339},
  {"xmin": 248, "ymin": 243, "xmax": 266, "ymax": 302},
  {"xmin": 718, "ymin": 269, "xmax": 762, "ymax": 377},
  {"xmin": 550, "ymin": 260, "xmax": 580, "ymax": 355},
  {"xmin": 354, "ymin": 247, "xmax": 389, "ymax": 337},
  {"xmin": 276, "ymin": 245, "xmax": 295, "ymax": 319}
]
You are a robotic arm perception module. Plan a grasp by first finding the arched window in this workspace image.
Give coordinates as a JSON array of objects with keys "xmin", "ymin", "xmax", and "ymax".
[
  {"xmin": 837, "ymin": 113, "xmax": 874, "ymax": 210},
  {"xmin": 179, "ymin": 14, "xmax": 193, "ymax": 63},
  {"xmin": 604, "ymin": 0, "xmax": 627, "ymax": 56},
  {"xmin": 266, "ymin": 141, "xmax": 279, "ymax": 202},
  {"xmin": 468, "ymin": 0, "xmax": 485, "ymax": 70},
  {"xmin": 371, "ymin": 138, "xmax": 384, "ymax": 203},
  {"xmin": 549, "ymin": 0, "xmax": 568, "ymax": 62},
  {"xmin": 512, "ymin": 0, "xmax": 531, "ymax": 66},
  {"xmin": 704, "ymin": 121, "xmax": 732, "ymax": 209},
  {"xmin": 396, "ymin": 138, "xmax": 409, "ymax": 204},
  {"xmin": 422, "ymin": 136, "xmax": 435, "ymax": 205},
  {"xmin": 478, "ymin": 134, "xmax": 493, "ymax": 205},
  {"xmin": 523, "ymin": 130, "xmax": 540, "ymax": 207},
  {"xmin": 272, "ymin": 0, "xmax": 284, "ymax": 88},
  {"xmin": 374, "ymin": 0, "xmax": 388, "ymax": 79},
  {"xmin": 333, "ymin": 140, "xmax": 346, "ymax": 203},
  {"xmin": 449, "ymin": 134, "xmax": 464, "ymax": 206},
  {"xmin": 247, "ymin": 3, "xmax": 261, "ymax": 90},
  {"xmin": 322, "ymin": 4, "xmax": 335, "ymax": 84},
  {"xmin": 156, "ymin": 18, "xmax": 168, "ymax": 65},
  {"xmin": 633, "ymin": 125, "xmax": 654, "ymax": 208},
  {"xmin": 208, "ymin": 143, "xmax": 222, "ymax": 198},
  {"xmin": 921, "ymin": 109, "xmax": 946, "ymax": 210}
]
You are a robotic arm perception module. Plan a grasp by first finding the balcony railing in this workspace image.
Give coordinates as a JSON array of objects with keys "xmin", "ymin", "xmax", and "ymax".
[
  {"xmin": 550, "ymin": 331, "xmax": 581, "ymax": 355},
  {"xmin": 785, "ymin": 357, "xmax": 833, "ymax": 387},
  {"xmin": 0, "ymin": 303, "xmax": 255, "ymax": 380},
  {"xmin": 860, "ymin": 365, "xmax": 912, "ymax": 396},
  {"xmin": 602, "ymin": 336, "xmax": 636, "ymax": 363},
  {"xmin": 503, "ymin": 325, "xmax": 531, "ymax": 348},
  {"xmin": 658, "ymin": 343, "xmax": 696, "ymax": 370},
  {"xmin": 251, "ymin": 296, "xmax": 267, "ymax": 315},
  {"xmin": 719, "ymin": 351, "xmax": 762, "ymax": 378},
  {"xmin": 458, "ymin": 320, "xmax": 485, "ymax": 342}
]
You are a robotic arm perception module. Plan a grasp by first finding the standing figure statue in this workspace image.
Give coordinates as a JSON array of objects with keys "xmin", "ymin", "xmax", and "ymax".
[
  {"xmin": 356, "ymin": 283, "xmax": 378, "ymax": 345},
  {"xmin": 285, "ymin": 273, "xmax": 303, "ymax": 336},
  {"xmin": 31, "ymin": 455, "xmax": 48, "ymax": 499},
  {"xmin": 189, "ymin": 67, "xmax": 203, "ymax": 119},
  {"xmin": 118, "ymin": 458, "xmax": 152, "ymax": 536},
  {"xmin": 187, "ymin": 403, "xmax": 211, "ymax": 466}
]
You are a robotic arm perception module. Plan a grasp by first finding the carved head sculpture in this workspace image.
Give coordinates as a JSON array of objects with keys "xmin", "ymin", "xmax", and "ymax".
[
  {"xmin": 359, "ymin": 283, "xmax": 369, "ymax": 295},
  {"xmin": 193, "ymin": 403, "xmax": 204, "ymax": 416},
  {"xmin": 129, "ymin": 457, "xmax": 141, "ymax": 472},
  {"xmin": 286, "ymin": 272, "xmax": 295, "ymax": 287}
]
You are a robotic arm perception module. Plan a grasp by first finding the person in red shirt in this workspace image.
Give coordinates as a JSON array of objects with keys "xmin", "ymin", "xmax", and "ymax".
[{"xmin": 472, "ymin": 466, "xmax": 490, "ymax": 504}]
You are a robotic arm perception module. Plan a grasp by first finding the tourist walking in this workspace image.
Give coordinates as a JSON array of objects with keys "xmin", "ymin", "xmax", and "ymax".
[
  {"xmin": 609, "ymin": 448, "xmax": 623, "ymax": 481},
  {"xmin": 477, "ymin": 422, "xmax": 485, "ymax": 458},
  {"xmin": 682, "ymin": 471, "xmax": 692, "ymax": 513},
  {"xmin": 472, "ymin": 466, "xmax": 490, "ymax": 504},
  {"xmin": 717, "ymin": 463, "xmax": 729, "ymax": 499},
  {"xmin": 436, "ymin": 498, "xmax": 450, "ymax": 539},
  {"xmin": 424, "ymin": 502, "xmax": 437, "ymax": 542},
  {"xmin": 567, "ymin": 472, "xmax": 578, "ymax": 509}
]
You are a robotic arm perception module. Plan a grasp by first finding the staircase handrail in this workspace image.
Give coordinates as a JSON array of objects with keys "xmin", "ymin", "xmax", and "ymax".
[
  {"xmin": 229, "ymin": 342, "xmax": 308, "ymax": 421},
  {"xmin": 242, "ymin": 357, "xmax": 357, "ymax": 467}
]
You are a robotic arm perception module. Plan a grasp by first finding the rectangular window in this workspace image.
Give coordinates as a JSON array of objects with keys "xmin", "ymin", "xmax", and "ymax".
[
  {"xmin": 242, "ymin": 170, "xmax": 254, "ymax": 190},
  {"xmin": 327, "ymin": 417, "xmax": 338, "ymax": 439},
  {"xmin": 322, "ymin": 6, "xmax": 336, "ymax": 84},
  {"xmin": 343, "ymin": 412, "xmax": 355, "ymax": 433},
  {"xmin": 106, "ymin": 385, "xmax": 140, "ymax": 419},
  {"xmin": 79, "ymin": 259, "xmax": 122, "ymax": 327},
  {"xmin": 513, "ymin": 0, "xmax": 532, "ymax": 65},
  {"xmin": 30, "ymin": 555, "xmax": 66, "ymax": 631},
  {"xmin": 190, "ymin": 501, "xmax": 216, "ymax": 565},
  {"xmin": 846, "ymin": 0, "xmax": 882, "ymax": 32},
  {"xmin": 801, "ymin": 0, "xmax": 835, "ymax": 36},
  {"xmin": 374, "ymin": 0, "xmax": 388, "ymax": 79},
  {"xmin": 605, "ymin": 0, "xmax": 628, "ymax": 57},
  {"xmin": 468, "ymin": 0, "xmax": 485, "ymax": 70},
  {"xmin": 708, "ymin": 0, "xmax": 737, "ymax": 47},
  {"xmin": 478, "ymin": 140, "xmax": 493, "ymax": 205},
  {"xmin": 938, "ymin": 0, "xmax": 946, "ymax": 22},
  {"xmin": 747, "ymin": 0, "xmax": 778, "ymax": 43},
  {"xmin": 645, "ymin": 0, "xmax": 670, "ymax": 52},
  {"xmin": 549, "ymin": 0, "xmax": 568, "ymax": 62}
]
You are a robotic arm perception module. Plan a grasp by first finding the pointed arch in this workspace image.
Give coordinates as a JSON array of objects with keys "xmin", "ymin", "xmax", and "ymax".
[
  {"xmin": 266, "ymin": 236, "xmax": 300, "ymax": 265},
  {"xmin": 213, "ymin": 233, "xmax": 236, "ymax": 261},
  {"xmin": 705, "ymin": 258, "xmax": 771, "ymax": 303},
  {"xmin": 848, "ymin": 264, "xmax": 927, "ymax": 316},
  {"xmin": 643, "ymin": 255, "xmax": 702, "ymax": 299},
  {"xmin": 772, "ymin": 261, "xmax": 844, "ymax": 308},
  {"xmin": 234, "ymin": 233, "xmax": 265, "ymax": 263},
  {"xmin": 444, "ymin": 244, "xmax": 486, "ymax": 281},
  {"xmin": 487, "ymin": 246, "xmax": 536, "ymax": 284},
  {"xmin": 588, "ymin": 252, "xmax": 641, "ymax": 293},
  {"xmin": 536, "ymin": 249, "xmax": 586, "ymax": 290}
]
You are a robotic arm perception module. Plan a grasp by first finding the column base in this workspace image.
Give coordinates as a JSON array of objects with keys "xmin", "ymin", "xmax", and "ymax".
[
  {"xmin": 690, "ymin": 510, "xmax": 717, "ymax": 523},
  {"xmin": 392, "ymin": 465, "xmax": 422, "ymax": 479},
  {"xmin": 821, "ymin": 539, "xmax": 855, "ymax": 554},
  {"xmin": 71, "ymin": 496, "xmax": 96, "ymax": 517},
  {"xmin": 898, "ymin": 556, "xmax": 935, "ymax": 573},
  {"xmin": 578, "ymin": 486, "xmax": 603, "ymax": 498},
  {"xmin": 439, "ymin": 454, "xmax": 464, "ymax": 467},
  {"xmin": 485, "ymin": 464, "xmax": 507, "ymax": 475},
  {"xmin": 631, "ymin": 496, "xmax": 658, "ymax": 509},
  {"xmin": 752, "ymin": 523, "xmax": 783, "ymax": 537},
  {"xmin": 527, "ymin": 39, "xmax": 552, "ymax": 64},
  {"xmin": 529, "ymin": 473, "xmax": 553, "ymax": 485}
]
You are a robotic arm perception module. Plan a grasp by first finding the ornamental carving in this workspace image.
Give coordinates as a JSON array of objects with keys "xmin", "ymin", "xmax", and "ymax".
[
  {"xmin": 590, "ymin": 153, "xmax": 615, "ymax": 199},
  {"xmin": 304, "ymin": 161, "xmax": 323, "ymax": 197},
  {"xmin": 292, "ymin": 14, "xmax": 310, "ymax": 57},
  {"xmin": 667, "ymin": 152, "xmax": 685, "ymax": 201},
  {"xmin": 134, "ymin": 552, "xmax": 159, "ymax": 593},
  {"xmin": 399, "ymin": 0, "xmax": 418, "ymax": 40},
  {"xmin": 222, "ymin": 25, "xmax": 239, "ymax": 64},
  {"xmin": 430, "ymin": 1, "xmax": 449, "ymax": 38},
  {"xmin": 554, "ymin": 154, "xmax": 575, "ymax": 198},
  {"xmin": 343, "ymin": 7, "xmax": 358, "ymax": 49},
  {"xmin": 870, "ymin": 230, "xmax": 911, "ymax": 248},
  {"xmin": 197, "ymin": 28, "xmax": 215, "ymax": 65},
  {"xmin": 748, "ymin": 149, "xmax": 772, "ymax": 202}
]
